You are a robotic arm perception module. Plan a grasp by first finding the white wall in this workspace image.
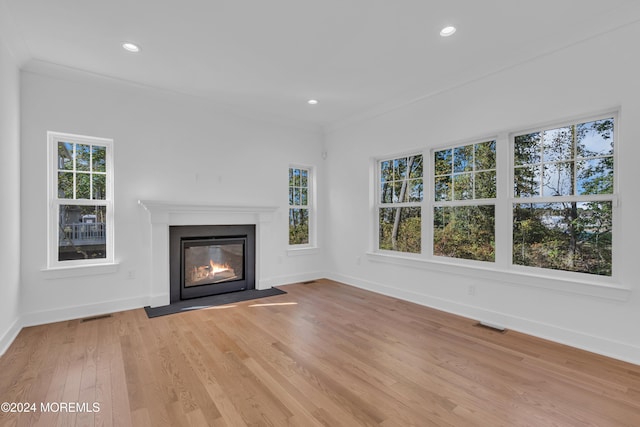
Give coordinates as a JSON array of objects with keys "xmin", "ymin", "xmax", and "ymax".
[
  {"xmin": 20, "ymin": 63, "xmax": 325, "ymax": 325},
  {"xmin": 324, "ymin": 22, "xmax": 640, "ymax": 364},
  {"xmin": 0, "ymin": 34, "xmax": 22, "ymax": 353}
]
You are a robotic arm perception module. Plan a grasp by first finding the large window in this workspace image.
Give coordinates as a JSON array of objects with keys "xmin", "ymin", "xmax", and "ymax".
[
  {"xmin": 433, "ymin": 140, "xmax": 497, "ymax": 262},
  {"xmin": 377, "ymin": 154, "xmax": 423, "ymax": 253},
  {"xmin": 371, "ymin": 112, "xmax": 617, "ymax": 282},
  {"xmin": 513, "ymin": 117, "xmax": 614, "ymax": 276},
  {"xmin": 289, "ymin": 166, "xmax": 313, "ymax": 246},
  {"xmin": 48, "ymin": 132, "xmax": 114, "ymax": 268}
]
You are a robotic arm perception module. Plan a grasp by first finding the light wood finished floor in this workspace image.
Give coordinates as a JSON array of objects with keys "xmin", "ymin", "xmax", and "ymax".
[{"xmin": 1, "ymin": 279, "xmax": 639, "ymax": 426}]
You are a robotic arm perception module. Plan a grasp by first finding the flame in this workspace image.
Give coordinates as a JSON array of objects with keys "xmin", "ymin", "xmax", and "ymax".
[{"xmin": 209, "ymin": 259, "xmax": 230, "ymax": 275}]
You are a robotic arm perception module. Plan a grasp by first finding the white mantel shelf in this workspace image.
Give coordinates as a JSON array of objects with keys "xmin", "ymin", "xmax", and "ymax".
[
  {"xmin": 138, "ymin": 200, "xmax": 280, "ymax": 307},
  {"xmin": 138, "ymin": 200, "xmax": 278, "ymax": 221}
]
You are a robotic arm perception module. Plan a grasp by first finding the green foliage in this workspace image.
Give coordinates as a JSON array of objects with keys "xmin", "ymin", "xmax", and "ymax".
[
  {"xmin": 513, "ymin": 203, "xmax": 612, "ymax": 276},
  {"xmin": 289, "ymin": 208, "xmax": 309, "ymax": 245},
  {"xmin": 433, "ymin": 206, "xmax": 495, "ymax": 262},
  {"xmin": 379, "ymin": 207, "xmax": 421, "ymax": 253}
]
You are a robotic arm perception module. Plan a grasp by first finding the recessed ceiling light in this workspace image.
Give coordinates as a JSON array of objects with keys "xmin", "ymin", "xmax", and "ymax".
[
  {"xmin": 307, "ymin": 99, "xmax": 318, "ymax": 105},
  {"xmin": 440, "ymin": 26, "xmax": 457, "ymax": 37},
  {"xmin": 122, "ymin": 42, "xmax": 140, "ymax": 53}
]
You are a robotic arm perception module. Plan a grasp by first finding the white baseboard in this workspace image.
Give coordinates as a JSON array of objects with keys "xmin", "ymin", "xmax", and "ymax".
[
  {"xmin": 0, "ymin": 318, "xmax": 22, "ymax": 357},
  {"xmin": 327, "ymin": 272, "xmax": 640, "ymax": 366},
  {"xmin": 260, "ymin": 271, "xmax": 326, "ymax": 289},
  {"xmin": 20, "ymin": 296, "xmax": 150, "ymax": 328}
]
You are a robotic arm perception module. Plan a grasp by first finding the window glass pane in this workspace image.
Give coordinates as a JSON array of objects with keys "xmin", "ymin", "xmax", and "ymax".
[
  {"xmin": 392, "ymin": 181, "xmax": 404, "ymax": 203},
  {"xmin": 514, "ymin": 132, "xmax": 541, "ymax": 165},
  {"xmin": 293, "ymin": 169, "xmax": 300, "ymax": 186},
  {"xmin": 58, "ymin": 172, "xmax": 74, "ymax": 199},
  {"xmin": 434, "ymin": 149, "xmax": 452, "ymax": 176},
  {"xmin": 58, "ymin": 142, "xmax": 74, "ymax": 170},
  {"xmin": 381, "ymin": 182, "xmax": 393, "ymax": 203},
  {"xmin": 475, "ymin": 171, "xmax": 496, "ymax": 199},
  {"xmin": 380, "ymin": 160, "xmax": 392, "ymax": 183},
  {"xmin": 394, "ymin": 158, "xmax": 407, "ymax": 180},
  {"xmin": 301, "ymin": 169, "xmax": 308, "ymax": 187},
  {"xmin": 76, "ymin": 173, "xmax": 91, "ymax": 199},
  {"xmin": 577, "ymin": 118, "xmax": 614, "ymax": 158},
  {"xmin": 76, "ymin": 144, "xmax": 91, "ymax": 171},
  {"xmin": 289, "ymin": 208, "xmax": 309, "ymax": 245},
  {"xmin": 378, "ymin": 207, "xmax": 421, "ymax": 253},
  {"xmin": 92, "ymin": 145, "xmax": 106, "ymax": 172},
  {"xmin": 58, "ymin": 204, "xmax": 107, "ymax": 261},
  {"xmin": 409, "ymin": 155, "xmax": 423, "ymax": 179},
  {"xmin": 434, "ymin": 176, "xmax": 452, "ymax": 201},
  {"xmin": 475, "ymin": 140, "xmax": 496, "ymax": 170},
  {"xmin": 542, "ymin": 162, "xmax": 574, "ymax": 196},
  {"xmin": 513, "ymin": 202, "xmax": 612, "ymax": 276},
  {"xmin": 514, "ymin": 166, "xmax": 541, "ymax": 198},
  {"xmin": 289, "ymin": 168, "xmax": 294, "ymax": 186},
  {"xmin": 288, "ymin": 187, "xmax": 293, "ymax": 205},
  {"xmin": 92, "ymin": 174, "xmax": 106, "ymax": 200},
  {"xmin": 453, "ymin": 145, "xmax": 473, "ymax": 173},
  {"xmin": 543, "ymin": 127, "xmax": 573, "ymax": 162},
  {"xmin": 453, "ymin": 173, "xmax": 473, "ymax": 200},
  {"xmin": 434, "ymin": 205, "xmax": 495, "ymax": 262},
  {"xmin": 301, "ymin": 188, "xmax": 308, "ymax": 206},
  {"xmin": 577, "ymin": 158, "xmax": 613, "ymax": 195},
  {"xmin": 408, "ymin": 179, "xmax": 423, "ymax": 202},
  {"xmin": 292, "ymin": 187, "xmax": 300, "ymax": 205}
]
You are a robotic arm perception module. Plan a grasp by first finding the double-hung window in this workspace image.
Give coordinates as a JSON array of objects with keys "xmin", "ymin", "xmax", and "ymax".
[
  {"xmin": 433, "ymin": 140, "xmax": 497, "ymax": 262},
  {"xmin": 289, "ymin": 166, "xmax": 314, "ymax": 246},
  {"xmin": 377, "ymin": 154, "xmax": 423, "ymax": 253},
  {"xmin": 512, "ymin": 116, "xmax": 615, "ymax": 276},
  {"xmin": 48, "ymin": 132, "xmax": 114, "ymax": 268}
]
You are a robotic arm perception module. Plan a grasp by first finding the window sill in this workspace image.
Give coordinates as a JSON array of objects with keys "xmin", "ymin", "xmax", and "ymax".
[
  {"xmin": 42, "ymin": 262, "xmax": 120, "ymax": 279},
  {"xmin": 287, "ymin": 246, "xmax": 319, "ymax": 257},
  {"xmin": 365, "ymin": 251, "xmax": 631, "ymax": 301}
]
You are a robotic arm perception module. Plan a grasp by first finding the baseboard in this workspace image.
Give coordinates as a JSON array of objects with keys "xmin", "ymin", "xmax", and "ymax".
[
  {"xmin": 327, "ymin": 272, "xmax": 640, "ymax": 366},
  {"xmin": 20, "ymin": 296, "xmax": 150, "ymax": 328},
  {"xmin": 260, "ymin": 271, "xmax": 327, "ymax": 289},
  {"xmin": 0, "ymin": 318, "xmax": 22, "ymax": 357}
]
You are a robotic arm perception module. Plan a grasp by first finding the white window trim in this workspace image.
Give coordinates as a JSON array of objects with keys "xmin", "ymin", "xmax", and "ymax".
[
  {"xmin": 374, "ymin": 150, "xmax": 423, "ymax": 255},
  {"xmin": 369, "ymin": 111, "xmax": 628, "ymax": 301},
  {"xmin": 430, "ymin": 137, "xmax": 498, "ymax": 262},
  {"xmin": 46, "ymin": 131, "xmax": 115, "ymax": 269},
  {"xmin": 287, "ymin": 164, "xmax": 317, "ymax": 252},
  {"xmin": 508, "ymin": 111, "xmax": 619, "ymax": 282}
]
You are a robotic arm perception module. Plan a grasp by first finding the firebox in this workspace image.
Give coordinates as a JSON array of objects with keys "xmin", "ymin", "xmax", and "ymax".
[{"xmin": 169, "ymin": 225, "xmax": 255, "ymax": 303}]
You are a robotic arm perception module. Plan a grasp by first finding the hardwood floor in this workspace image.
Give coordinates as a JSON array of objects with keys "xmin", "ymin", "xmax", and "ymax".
[{"xmin": 1, "ymin": 279, "xmax": 639, "ymax": 426}]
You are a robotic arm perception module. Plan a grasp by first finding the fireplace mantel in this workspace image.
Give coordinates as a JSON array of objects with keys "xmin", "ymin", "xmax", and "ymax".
[{"xmin": 139, "ymin": 200, "xmax": 278, "ymax": 307}]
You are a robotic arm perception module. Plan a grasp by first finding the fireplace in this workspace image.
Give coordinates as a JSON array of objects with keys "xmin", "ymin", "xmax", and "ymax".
[{"xmin": 169, "ymin": 225, "xmax": 255, "ymax": 303}]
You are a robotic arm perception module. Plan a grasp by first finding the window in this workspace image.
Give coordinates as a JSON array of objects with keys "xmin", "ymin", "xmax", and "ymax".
[
  {"xmin": 433, "ymin": 140, "xmax": 497, "ymax": 261},
  {"xmin": 48, "ymin": 132, "xmax": 114, "ymax": 268},
  {"xmin": 289, "ymin": 166, "xmax": 313, "ymax": 246},
  {"xmin": 513, "ymin": 117, "xmax": 615, "ymax": 276},
  {"xmin": 377, "ymin": 154, "xmax": 423, "ymax": 253}
]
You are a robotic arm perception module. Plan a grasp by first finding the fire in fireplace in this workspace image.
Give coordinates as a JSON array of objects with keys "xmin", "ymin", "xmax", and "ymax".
[
  {"xmin": 184, "ymin": 240, "xmax": 243, "ymax": 286},
  {"xmin": 169, "ymin": 225, "xmax": 255, "ymax": 303}
]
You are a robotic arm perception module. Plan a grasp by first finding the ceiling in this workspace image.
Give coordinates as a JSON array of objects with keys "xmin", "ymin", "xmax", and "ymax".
[{"xmin": 3, "ymin": 0, "xmax": 640, "ymax": 131}]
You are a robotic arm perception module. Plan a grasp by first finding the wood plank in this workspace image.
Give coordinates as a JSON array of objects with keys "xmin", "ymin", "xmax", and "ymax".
[{"xmin": 1, "ymin": 279, "xmax": 639, "ymax": 426}]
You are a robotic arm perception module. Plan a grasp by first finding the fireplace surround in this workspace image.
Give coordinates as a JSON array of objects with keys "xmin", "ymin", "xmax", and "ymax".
[
  {"xmin": 169, "ymin": 224, "xmax": 255, "ymax": 303},
  {"xmin": 138, "ymin": 200, "xmax": 278, "ymax": 308}
]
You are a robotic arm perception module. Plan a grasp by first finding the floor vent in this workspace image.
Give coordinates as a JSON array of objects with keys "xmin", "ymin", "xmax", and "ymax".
[
  {"xmin": 475, "ymin": 321, "xmax": 507, "ymax": 333},
  {"xmin": 302, "ymin": 280, "xmax": 317, "ymax": 284},
  {"xmin": 81, "ymin": 314, "xmax": 113, "ymax": 323}
]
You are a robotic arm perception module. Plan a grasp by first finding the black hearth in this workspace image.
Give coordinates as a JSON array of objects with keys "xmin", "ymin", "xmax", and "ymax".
[{"xmin": 169, "ymin": 225, "xmax": 255, "ymax": 303}]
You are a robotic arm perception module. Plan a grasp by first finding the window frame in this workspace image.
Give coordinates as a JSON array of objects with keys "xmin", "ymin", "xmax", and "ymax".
[
  {"xmin": 508, "ymin": 112, "xmax": 619, "ymax": 280},
  {"xmin": 431, "ymin": 138, "xmax": 498, "ymax": 264},
  {"xmin": 368, "ymin": 110, "xmax": 624, "ymax": 297},
  {"xmin": 47, "ymin": 131, "xmax": 115, "ymax": 269},
  {"xmin": 288, "ymin": 164, "xmax": 316, "ymax": 249},
  {"xmin": 375, "ymin": 151, "xmax": 424, "ymax": 255}
]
